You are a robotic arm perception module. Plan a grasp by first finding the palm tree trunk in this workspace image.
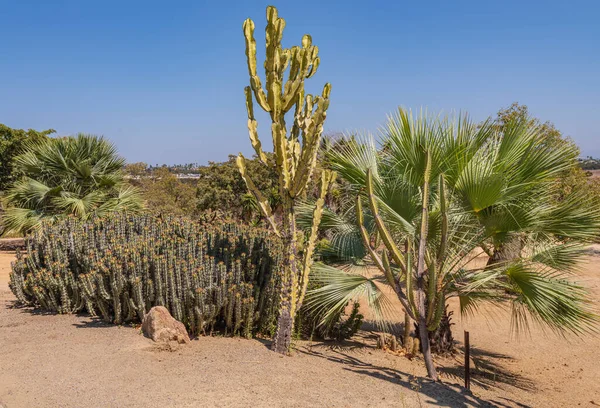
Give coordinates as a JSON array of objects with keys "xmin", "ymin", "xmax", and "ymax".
[
  {"xmin": 487, "ymin": 236, "xmax": 523, "ymax": 266},
  {"xmin": 416, "ymin": 277, "xmax": 438, "ymax": 380}
]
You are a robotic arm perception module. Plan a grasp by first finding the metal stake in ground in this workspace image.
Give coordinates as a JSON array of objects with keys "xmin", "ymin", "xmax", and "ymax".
[{"xmin": 464, "ymin": 331, "xmax": 471, "ymax": 390}]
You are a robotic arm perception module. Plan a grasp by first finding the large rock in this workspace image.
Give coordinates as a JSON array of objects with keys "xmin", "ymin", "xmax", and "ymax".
[{"xmin": 141, "ymin": 306, "xmax": 190, "ymax": 344}]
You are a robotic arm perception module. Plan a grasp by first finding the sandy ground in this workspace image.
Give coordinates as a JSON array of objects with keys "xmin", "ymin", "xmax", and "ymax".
[{"xmin": 1, "ymin": 249, "xmax": 599, "ymax": 408}]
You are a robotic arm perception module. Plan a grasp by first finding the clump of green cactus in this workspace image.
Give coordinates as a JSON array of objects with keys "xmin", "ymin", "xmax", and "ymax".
[
  {"xmin": 9, "ymin": 213, "xmax": 283, "ymax": 337},
  {"xmin": 237, "ymin": 5, "xmax": 335, "ymax": 354}
]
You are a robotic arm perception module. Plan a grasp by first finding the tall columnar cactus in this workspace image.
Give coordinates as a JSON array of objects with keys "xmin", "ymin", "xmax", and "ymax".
[{"xmin": 237, "ymin": 6, "xmax": 334, "ymax": 353}]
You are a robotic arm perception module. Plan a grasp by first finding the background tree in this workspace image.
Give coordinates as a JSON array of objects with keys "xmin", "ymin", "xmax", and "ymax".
[
  {"xmin": 196, "ymin": 154, "xmax": 279, "ymax": 221},
  {"xmin": 496, "ymin": 103, "xmax": 600, "ymax": 237},
  {"xmin": 0, "ymin": 124, "xmax": 55, "ymax": 192},
  {"xmin": 2, "ymin": 134, "xmax": 144, "ymax": 235},
  {"xmin": 124, "ymin": 162, "xmax": 149, "ymax": 178},
  {"xmin": 135, "ymin": 167, "xmax": 197, "ymax": 217},
  {"xmin": 579, "ymin": 157, "xmax": 600, "ymax": 170}
]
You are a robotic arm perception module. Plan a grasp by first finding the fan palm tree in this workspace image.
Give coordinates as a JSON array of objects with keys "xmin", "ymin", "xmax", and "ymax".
[
  {"xmin": 303, "ymin": 109, "xmax": 600, "ymax": 380},
  {"xmin": 2, "ymin": 134, "xmax": 144, "ymax": 235}
]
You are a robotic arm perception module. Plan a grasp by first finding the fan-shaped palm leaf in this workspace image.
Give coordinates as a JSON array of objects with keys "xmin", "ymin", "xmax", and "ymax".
[{"xmin": 2, "ymin": 134, "xmax": 144, "ymax": 235}]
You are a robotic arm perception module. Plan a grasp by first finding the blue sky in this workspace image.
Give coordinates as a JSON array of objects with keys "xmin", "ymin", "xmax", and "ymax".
[{"xmin": 1, "ymin": 0, "xmax": 598, "ymax": 164}]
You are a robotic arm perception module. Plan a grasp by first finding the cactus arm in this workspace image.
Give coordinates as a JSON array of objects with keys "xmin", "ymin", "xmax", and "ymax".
[
  {"xmin": 380, "ymin": 247, "xmax": 397, "ymax": 289},
  {"xmin": 436, "ymin": 173, "xmax": 448, "ymax": 270},
  {"xmin": 289, "ymin": 85, "xmax": 331, "ymax": 197},
  {"xmin": 244, "ymin": 87, "xmax": 268, "ymax": 164},
  {"xmin": 383, "ymin": 248, "xmax": 417, "ymax": 321},
  {"xmin": 426, "ymin": 173, "xmax": 448, "ymax": 325},
  {"xmin": 382, "ymin": 249, "xmax": 417, "ymax": 321},
  {"xmin": 282, "ymin": 47, "xmax": 302, "ymax": 111},
  {"xmin": 356, "ymin": 195, "xmax": 386, "ymax": 273},
  {"xmin": 236, "ymin": 154, "xmax": 280, "ymax": 236},
  {"xmin": 435, "ymin": 173, "xmax": 449, "ymax": 298},
  {"xmin": 297, "ymin": 170, "xmax": 335, "ymax": 308},
  {"xmin": 405, "ymin": 239, "xmax": 417, "ymax": 319},
  {"xmin": 426, "ymin": 262, "xmax": 437, "ymax": 324},
  {"xmin": 428, "ymin": 293, "xmax": 446, "ymax": 331},
  {"xmin": 365, "ymin": 168, "xmax": 407, "ymax": 274},
  {"xmin": 416, "ymin": 151, "xmax": 432, "ymax": 279},
  {"xmin": 281, "ymin": 34, "xmax": 319, "ymax": 110},
  {"xmin": 282, "ymin": 78, "xmax": 303, "ymax": 113},
  {"xmin": 415, "ymin": 150, "xmax": 433, "ymax": 326},
  {"xmin": 307, "ymin": 56, "xmax": 320, "ymax": 78},
  {"xmin": 243, "ymin": 18, "xmax": 270, "ymax": 112}
]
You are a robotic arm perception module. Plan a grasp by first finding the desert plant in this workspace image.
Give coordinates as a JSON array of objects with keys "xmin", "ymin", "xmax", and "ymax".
[
  {"xmin": 306, "ymin": 109, "xmax": 600, "ymax": 380},
  {"xmin": 2, "ymin": 134, "xmax": 143, "ymax": 235},
  {"xmin": 236, "ymin": 6, "xmax": 335, "ymax": 353},
  {"xmin": 9, "ymin": 213, "xmax": 284, "ymax": 337}
]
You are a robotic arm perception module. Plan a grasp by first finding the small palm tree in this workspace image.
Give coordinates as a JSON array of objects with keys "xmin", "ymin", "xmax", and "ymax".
[
  {"xmin": 304, "ymin": 109, "xmax": 600, "ymax": 380},
  {"xmin": 2, "ymin": 134, "xmax": 144, "ymax": 235}
]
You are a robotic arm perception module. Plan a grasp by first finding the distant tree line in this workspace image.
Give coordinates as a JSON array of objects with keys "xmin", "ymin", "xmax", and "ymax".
[
  {"xmin": 579, "ymin": 157, "xmax": 600, "ymax": 170},
  {"xmin": 2, "ymin": 103, "xmax": 598, "ymax": 236}
]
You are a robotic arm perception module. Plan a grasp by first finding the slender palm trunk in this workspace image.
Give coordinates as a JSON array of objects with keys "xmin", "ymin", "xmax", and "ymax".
[
  {"xmin": 416, "ymin": 277, "xmax": 438, "ymax": 380},
  {"xmin": 487, "ymin": 236, "xmax": 523, "ymax": 266}
]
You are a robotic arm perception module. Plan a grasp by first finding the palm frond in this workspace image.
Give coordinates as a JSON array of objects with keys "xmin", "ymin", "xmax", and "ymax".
[
  {"xmin": 2, "ymin": 134, "xmax": 143, "ymax": 235},
  {"xmin": 305, "ymin": 262, "xmax": 396, "ymax": 330}
]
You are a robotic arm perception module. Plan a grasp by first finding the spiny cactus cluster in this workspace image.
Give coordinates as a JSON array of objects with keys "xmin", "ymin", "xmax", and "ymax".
[{"xmin": 9, "ymin": 213, "xmax": 283, "ymax": 337}]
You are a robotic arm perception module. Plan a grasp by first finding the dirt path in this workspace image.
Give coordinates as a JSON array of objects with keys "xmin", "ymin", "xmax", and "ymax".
[
  {"xmin": 1, "ymin": 250, "xmax": 599, "ymax": 407},
  {"xmin": 0, "ymin": 252, "xmax": 14, "ymax": 292}
]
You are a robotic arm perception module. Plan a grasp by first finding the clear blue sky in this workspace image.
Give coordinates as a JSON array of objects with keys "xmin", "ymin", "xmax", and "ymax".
[{"xmin": 1, "ymin": 0, "xmax": 598, "ymax": 164}]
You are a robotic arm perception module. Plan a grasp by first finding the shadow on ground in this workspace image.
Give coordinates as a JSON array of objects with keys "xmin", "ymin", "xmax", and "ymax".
[
  {"xmin": 438, "ymin": 346, "xmax": 535, "ymax": 392},
  {"xmin": 299, "ymin": 340, "xmax": 535, "ymax": 408}
]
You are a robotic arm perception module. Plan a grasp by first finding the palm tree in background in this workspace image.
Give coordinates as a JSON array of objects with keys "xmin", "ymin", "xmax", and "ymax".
[
  {"xmin": 2, "ymin": 134, "xmax": 144, "ymax": 235},
  {"xmin": 304, "ymin": 109, "xmax": 600, "ymax": 380}
]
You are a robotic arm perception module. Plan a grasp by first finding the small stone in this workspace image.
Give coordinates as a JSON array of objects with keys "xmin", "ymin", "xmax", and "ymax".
[{"xmin": 141, "ymin": 306, "xmax": 190, "ymax": 344}]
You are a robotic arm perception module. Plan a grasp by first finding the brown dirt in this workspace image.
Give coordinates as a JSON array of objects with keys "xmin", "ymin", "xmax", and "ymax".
[
  {"xmin": 1, "ymin": 249, "xmax": 599, "ymax": 407},
  {"xmin": 588, "ymin": 169, "xmax": 600, "ymax": 178}
]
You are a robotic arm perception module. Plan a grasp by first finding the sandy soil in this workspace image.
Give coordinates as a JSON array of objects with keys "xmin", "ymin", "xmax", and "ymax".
[
  {"xmin": 1, "ymin": 249, "xmax": 599, "ymax": 408},
  {"xmin": 588, "ymin": 169, "xmax": 600, "ymax": 178}
]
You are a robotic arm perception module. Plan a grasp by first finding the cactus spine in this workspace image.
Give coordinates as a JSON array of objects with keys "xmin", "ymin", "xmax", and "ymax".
[{"xmin": 238, "ymin": 6, "xmax": 334, "ymax": 354}]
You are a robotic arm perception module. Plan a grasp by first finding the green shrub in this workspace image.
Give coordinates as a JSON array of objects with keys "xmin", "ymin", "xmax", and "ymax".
[{"xmin": 9, "ymin": 213, "xmax": 283, "ymax": 337}]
